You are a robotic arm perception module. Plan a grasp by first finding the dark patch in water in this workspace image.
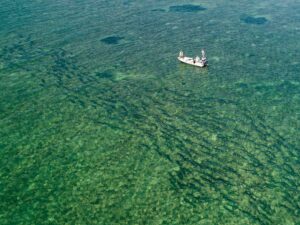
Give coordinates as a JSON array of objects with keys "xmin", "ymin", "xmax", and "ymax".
[
  {"xmin": 101, "ymin": 36, "xmax": 124, "ymax": 45},
  {"xmin": 95, "ymin": 71, "xmax": 114, "ymax": 79},
  {"xmin": 169, "ymin": 4, "xmax": 206, "ymax": 13},
  {"xmin": 240, "ymin": 15, "xmax": 268, "ymax": 25},
  {"xmin": 237, "ymin": 83, "xmax": 248, "ymax": 89},
  {"xmin": 151, "ymin": 9, "xmax": 166, "ymax": 12},
  {"xmin": 123, "ymin": 0, "xmax": 133, "ymax": 6}
]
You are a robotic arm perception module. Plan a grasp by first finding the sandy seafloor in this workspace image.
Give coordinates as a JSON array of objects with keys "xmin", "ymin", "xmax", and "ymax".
[{"xmin": 1, "ymin": 0, "xmax": 300, "ymax": 224}]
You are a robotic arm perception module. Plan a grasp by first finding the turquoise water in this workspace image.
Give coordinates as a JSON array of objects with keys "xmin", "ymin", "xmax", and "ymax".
[{"xmin": 1, "ymin": 0, "xmax": 300, "ymax": 224}]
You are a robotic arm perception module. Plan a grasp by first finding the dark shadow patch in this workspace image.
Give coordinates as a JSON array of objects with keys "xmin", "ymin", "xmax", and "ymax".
[
  {"xmin": 100, "ymin": 36, "xmax": 124, "ymax": 45},
  {"xmin": 123, "ymin": 0, "xmax": 133, "ymax": 6},
  {"xmin": 240, "ymin": 15, "xmax": 268, "ymax": 25},
  {"xmin": 236, "ymin": 83, "xmax": 249, "ymax": 89},
  {"xmin": 169, "ymin": 4, "xmax": 206, "ymax": 13},
  {"xmin": 95, "ymin": 70, "xmax": 114, "ymax": 79},
  {"xmin": 151, "ymin": 9, "xmax": 166, "ymax": 12}
]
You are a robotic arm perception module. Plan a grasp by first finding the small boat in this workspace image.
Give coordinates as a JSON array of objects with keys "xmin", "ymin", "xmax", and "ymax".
[{"xmin": 177, "ymin": 49, "xmax": 207, "ymax": 67}]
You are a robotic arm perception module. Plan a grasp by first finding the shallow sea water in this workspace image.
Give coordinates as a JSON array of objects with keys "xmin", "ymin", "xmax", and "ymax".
[{"xmin": 1, "ymin": 0, "xmax": 300, "ymax": 224}]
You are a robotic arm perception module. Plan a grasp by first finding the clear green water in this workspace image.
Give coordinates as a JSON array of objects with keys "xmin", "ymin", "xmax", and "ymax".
[{"xmin": 1, "ymin": 0, "xmax": 300, "ymax": 224}]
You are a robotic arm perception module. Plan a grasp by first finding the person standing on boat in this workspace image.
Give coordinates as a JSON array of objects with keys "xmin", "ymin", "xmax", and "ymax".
[
  {"xmin": 201, "ymin": 49, "xmax": 206, "ymax": 61},
  {"xmin": 201, "ymin": 49, "xmax": 205, "ymax": 56},
  {"xmin": 179, "ymin": 50, "xmax": 184, "ymax": 58}
]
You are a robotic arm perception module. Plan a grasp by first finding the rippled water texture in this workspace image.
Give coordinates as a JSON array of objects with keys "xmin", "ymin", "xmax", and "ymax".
[{"xmin": 1, "ymin": 0, "xmax": 300, "ymax": 224}]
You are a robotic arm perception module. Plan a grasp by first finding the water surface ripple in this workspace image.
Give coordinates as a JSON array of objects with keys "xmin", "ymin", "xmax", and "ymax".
[{"xmin": 1, "ymin": 0, "xmax": 300, "ymax": 224}]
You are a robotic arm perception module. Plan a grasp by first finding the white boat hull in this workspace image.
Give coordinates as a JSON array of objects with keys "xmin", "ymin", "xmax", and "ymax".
[{"xmin": 177, "ymin": 56, "xmax": 206, "ymax": 67}]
